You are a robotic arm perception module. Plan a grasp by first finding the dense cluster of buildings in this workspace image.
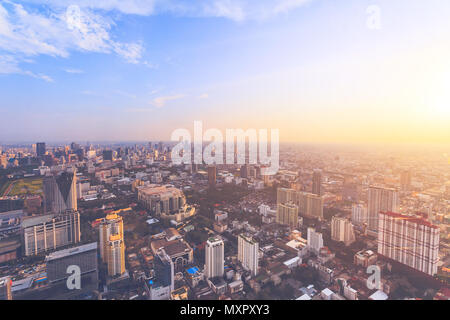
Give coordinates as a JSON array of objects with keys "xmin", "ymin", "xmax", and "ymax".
[{"xmin": 0, "ymin": 141, "xmax": 448, "ymax": 300}]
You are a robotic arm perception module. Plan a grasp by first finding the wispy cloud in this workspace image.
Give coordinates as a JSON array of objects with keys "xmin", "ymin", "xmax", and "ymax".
[
  {"xmin": 21, "ymin": 0, "xmax": 313, "ymax": 21},
  {"xmin": 64, "ymin": 68, "xmax": 84, "ymax": 74},
  {"xmin": 0, "ymin": 54, "xmax": 53, "ymax": 81},
  {"xmin": 0, "ymin": 0, "xmax": 313, "ymax": 81},
  {"xmin": 23, "ymin": 70, "xmax": 54, "ymax": 82},
  {"xmin": 151, "ymin": 94, "xmax": 185, "ymax": 108}
]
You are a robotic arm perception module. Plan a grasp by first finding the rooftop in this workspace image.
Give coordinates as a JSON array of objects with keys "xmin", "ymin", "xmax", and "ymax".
[{"xmin": 45, "ymin": 242, "xmax": 97, "ymax": 261}]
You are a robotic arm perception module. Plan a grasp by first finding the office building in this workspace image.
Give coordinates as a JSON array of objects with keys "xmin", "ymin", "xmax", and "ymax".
[
  {"xmin": 43, "ymin": 170, "xmax": 77, "ymax": 214},
  {"xmin": 368, "ymin": 186, "xmax": 399, "ymax": 233},
  {"xmin": 36, "ymin": 142, "xmax": 46, "ymax": 157},
  {"xmin": 238, "ymin": 234, "xmax": 259, "ymax": 277},
  {"xmin": 331, "ymin": 216, "xmax": 355, "ymax": 246},
  {"xmin": 378, "ymin": 211, "xmax": 440, "ymax": 276},
  {"xmin": 138, "ymin": 184, "xmax": 187, "ymax": 217},
  {"xmin": 45, "ymin": 242, "xmax": 98, "ymax": 298},
  {"xmin": 205, "ymin": 237, "xmax": 224, "ymax": 279},
  {"xmin": 102, "ymin": 150, "xmax": 113, "ymax": 161},
  {"xmin": 150, "ymin": 237, "xmax": 194, "ymax": 272},
  {"xmin": 354, "ymin": 250, "xmax": 377, "ymax": 268},
  {"xmin": 150, "ymin": 249, "xmax": 174, "ymax": 300},
  {"xmin": 22, "ymin": 211, "xmax": 81, "ymax": 256}
]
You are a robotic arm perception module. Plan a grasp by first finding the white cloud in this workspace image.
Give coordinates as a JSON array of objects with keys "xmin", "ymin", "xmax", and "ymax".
[
  {"xmin": 21, "ymin": 0, "xmax": 312, "ymax": 21},
  {"xmin": 23, "ymin": 70, "xmax": 54, "ymax": 82},
  {"xmin": 151, "ymin": 94, "xmax": 185, "ymax": 108},
  {"xmin": 0, "ymin": 55, "xmax": 21, "ymax": 74},
  {"xmin": 0, "ymin": 54, "xmax": 53, "ymax": 81},
  {"xmin": 0, "ymin": 0, "xmax": 313, "ymax": 80},
  {"xmin": 0, "ymin": 1, "xmax": 144, "ymax": 80},
  {"xmin": 64, "ymin": 68, "xmax": 84, "ymax": 73},
  {"xmin": 199, "ymin": 93, "xmax": 209, "ymax": 99}
]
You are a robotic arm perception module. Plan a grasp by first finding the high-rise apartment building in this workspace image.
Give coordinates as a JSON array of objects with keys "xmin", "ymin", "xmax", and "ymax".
[
  {"xmin": 298, "ymin": 192, "xmax": 324, "ymax": 220},
  {"xmin": 277, "ymin": 187, "xmax": 299, "ymax": 205},
  {"xmin": 378, "ymin": 211, "xmax": 440, "ymax": 276},
  {"xmin": 331, "ymin": 216, "xmax": 356, "ymax": 246},
  {"xmin": 43, "ymin": 170, "xmax": 77, "ymax": 214},
  {"xmin": 307, "ymin": 227, "xmax": 323, "ymax": 254},
  {"xmin": 22, "ymin": 211, "xmax": 81, "ymax": 256},
  {"xmin": 368, "ymin": 186, "xmax": 399, "ymax": 233},
  {"xmin": 99, "ymin": 214, "xmax": 125, "ymax": 277},
  {"xmin": 277, "ymin": 188, "xmax": 324, "ymax": 220},
  {"xmin": 352, "ymin": 203, "xmax": 368, "ymax": 226},
  {"xmin": 276, "ymin": 202, "xmax": 299, "ymax": 228},
  {"xmin": 238, "ymin": 234, "xmax": 259, "ymax": 277},
  {"xmin": 205, "ymin": 237, "xmax": 224, "ymax": 279},
  {"xmin": 106, "ymin": 234, "xmax": 126, "ymax": 277}
]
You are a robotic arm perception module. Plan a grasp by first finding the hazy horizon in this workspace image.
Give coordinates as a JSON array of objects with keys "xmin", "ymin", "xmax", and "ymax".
[{"xmin": 1, "ymin": 0, "xmax": 450, "ymax": 144}]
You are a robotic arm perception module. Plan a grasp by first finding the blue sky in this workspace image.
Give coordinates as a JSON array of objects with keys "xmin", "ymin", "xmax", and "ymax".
[{"xmin": 1, "ymin": 0, "xmax": 450, "ymax": 144}]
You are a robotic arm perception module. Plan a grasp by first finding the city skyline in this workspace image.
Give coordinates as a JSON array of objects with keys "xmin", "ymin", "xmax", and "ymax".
[{"xmin": 1, "ymin": 0, "xmax": 450, "ymax": 144}]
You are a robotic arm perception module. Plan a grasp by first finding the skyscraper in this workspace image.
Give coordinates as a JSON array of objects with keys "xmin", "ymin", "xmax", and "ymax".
[
  {"xmin": 36, "ymin": 142, "xmax": 46, "ymax": 157},
  {"xmin": 368, "ymin": 186, "xmax": 399, "ymax": 233},
  {"xmin": 106, "ymin": 234, "xmax": 126, "ymax": 277},
  {"xmin": 240, "ymin": 164, "xmax": 248, "ymax": 179},
  {"xmin": 102, "ymin": 150, "xmax": 113, "ymax": 161},
  {"xmin": 331, "ymin": 217, "xmax": 356, "ymax": 246},
  {"xmin": 378, "ymin": 211, "xmax": 440, "ymax": 276},
  {"xmin": 205, "ymin": 237, "xmax": 224, "ymax": 279},
  {"xmin": 208, "ymin": 165, "xmax": 217, "ymax": 187},
  {"xmin": 238, "ymin": 234, "xmax": 259, "ymax": 277},
  {"xmin": 43, "ymin": 170, "xmax": 77, "ymax": 214},
  {"xmin": 400, "ymin": 170, "xmax": 412, "ymax": 192},
  {"xmin": 99, "ymin": 214, "xmax": 125, "ymax": 277},
  {"xmin": 312, "ymin": 169, "xmax": 322, "ymax": 196}
]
